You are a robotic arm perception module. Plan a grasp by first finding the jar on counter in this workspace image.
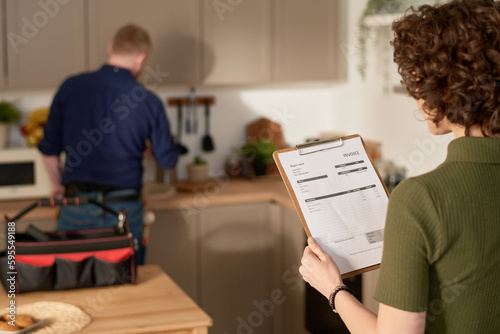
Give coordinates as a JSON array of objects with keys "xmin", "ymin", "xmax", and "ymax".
[{"xmin": 224, "ymin": 148, "xmax": 246, "ymax": 177}]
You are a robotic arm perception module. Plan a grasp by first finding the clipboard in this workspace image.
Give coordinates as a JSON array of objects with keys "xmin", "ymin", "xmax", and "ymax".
[{"xmin": 273, "ymin": 134, "xmax": 389, "ymax": 278}]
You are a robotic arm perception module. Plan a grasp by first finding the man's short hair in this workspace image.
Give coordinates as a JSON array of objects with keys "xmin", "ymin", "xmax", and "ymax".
[{"xmin": 111, "ymin": 24, "xmax": 151, "ymax": 55}]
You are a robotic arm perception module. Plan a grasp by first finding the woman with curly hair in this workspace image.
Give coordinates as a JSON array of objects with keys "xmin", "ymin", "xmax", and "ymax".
[{"xmin": 299, "ymin": 0, "xmax": 500, "ymax": 333}]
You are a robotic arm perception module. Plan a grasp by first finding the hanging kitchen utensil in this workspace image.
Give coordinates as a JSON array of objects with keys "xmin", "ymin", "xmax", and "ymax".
[
  {"xmin": 185, "ymin": 104, "xmax": 191, "ymax": 134},
  {"xmin": 176, "ymin": 101, "xmax": 188, "ymax": 154},
  {"xmin": 192, "ymin": 105, "xmax": 198, "ymax": 134},
  {"xmin": 189, "ymin": 87, "xmax": 198, "ymax": 134},
  {"xmin": 202, "ymin": 99, "xmax": 215, "ymax": 152}
]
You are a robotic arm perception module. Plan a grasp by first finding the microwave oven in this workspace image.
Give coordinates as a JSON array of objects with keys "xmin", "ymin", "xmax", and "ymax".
[{"xmin": 0, "ymin": 148, "xmax": 51, "ymax": 200}]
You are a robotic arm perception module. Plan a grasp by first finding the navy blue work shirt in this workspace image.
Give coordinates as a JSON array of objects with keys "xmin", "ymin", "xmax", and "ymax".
[{"xmin": 39, "ymin": 65, "xmax": 179, "ymax": 190}]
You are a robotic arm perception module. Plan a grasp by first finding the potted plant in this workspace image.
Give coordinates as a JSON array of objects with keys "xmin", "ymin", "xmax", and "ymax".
[
  {"xmin": 187, "ymin": 155, "xmax": 209, "ymax": 183},
  {"xmin": 0, "ymin": 101, "xmax": 22, "ymax": 148},
  {"xmin": 239, "ymin": 140, "xmax": 278, "ymax": 176}
]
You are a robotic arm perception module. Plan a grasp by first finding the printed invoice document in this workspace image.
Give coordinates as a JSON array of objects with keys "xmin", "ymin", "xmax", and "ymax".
[{"xmin": 273, "ymin": 135, "xmax": 389, "ymax": 277}]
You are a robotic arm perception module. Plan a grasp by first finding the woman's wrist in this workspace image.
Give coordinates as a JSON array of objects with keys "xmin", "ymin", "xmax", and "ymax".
[{"xmin": 328, "ymin": 283, "xmax": 355, "ymax": 313}]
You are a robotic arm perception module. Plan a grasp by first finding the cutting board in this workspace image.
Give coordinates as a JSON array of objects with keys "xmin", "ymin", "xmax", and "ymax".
[{"xmin": 246, "ymin": 117, "xmax": 286, "ymax": 148}]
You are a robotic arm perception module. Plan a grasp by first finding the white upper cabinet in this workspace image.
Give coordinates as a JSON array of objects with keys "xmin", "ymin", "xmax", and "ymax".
[
  {"xmin": 201, "ymin": 0, "xmax": 271, "ymax": 85},
  {"xmin": 5, "ymin": 0, "xmax": 86, "ymax": 89},
  {"xmin": 273, "ymin": 0, "xmax": 340, "ymax": 82},
  {"xmin": 87, "ymin": 0, "xmax": 201, "ymax": 87}
]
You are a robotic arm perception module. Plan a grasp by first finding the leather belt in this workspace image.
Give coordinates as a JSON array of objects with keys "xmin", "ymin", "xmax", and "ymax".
[
  {"xmin": 65, "ymin": 182, "xmax": 120, "ymax": 195},
  {"xmin": 65, "ymin": 183, "xmax": 141, "ymax": 203},
  {"xmin": 95, "ymin": 194, "xmax": 141, "ymax": 203}
]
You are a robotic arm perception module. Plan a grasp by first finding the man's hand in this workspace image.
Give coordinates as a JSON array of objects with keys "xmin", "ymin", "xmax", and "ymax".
[
  {"xmin": 299, "ymin": 237, "xmax": 343, "ymax": 299},
  {"xmin": 50, "ymin": 183, "xmax": 65, "ymax": 199},
  {"xmin": 143, "ymin": 140, "xmax": 155, "ymax": 159},
  {"xmin": 41, "ymin": 154, "xmax": 64, "ymax": 199}
]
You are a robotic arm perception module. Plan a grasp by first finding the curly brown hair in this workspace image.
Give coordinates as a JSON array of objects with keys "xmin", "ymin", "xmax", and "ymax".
[{"xmin": 392, "ymin": 0, "xmax": 500, "ymax": 136}]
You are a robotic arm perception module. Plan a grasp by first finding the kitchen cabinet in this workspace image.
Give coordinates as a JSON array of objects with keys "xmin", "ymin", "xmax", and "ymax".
[
  {"xmin": 199, "ymin": 203, "xmax": 282, "ymax": 334},
  {"xmin": 145, "ymin": 207, "xmax": 200, "ymax": 301},
  {"xmin": 201, "ymin": 0, "xmax": 340, "ymax": 85},
  {"xmin": 146, "ymin": 202, "xmax": 308, "ymax": 334},
  {"xmin": 273, "ymin": 0, "xmax": 340, "ymax": 81},
  {"xmin": 4, "ymin": 0, "xmax": 86, "ymax": 89},
  {"xmin": 1, "ymin": 0, "xmax": 341, "ymax": 89},
  {"xmin": 201, "ymin": 0, "xmax": 271, "ymax": 85},
  {"xmin": 87, "ymin": 0, "xmax": 201, "ymax": 87}
]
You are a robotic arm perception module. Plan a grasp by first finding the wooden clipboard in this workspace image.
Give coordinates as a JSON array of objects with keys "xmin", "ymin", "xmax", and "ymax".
[{"xmin": 273, "ymin": 134, "xmax": 389, "ymax": 278}]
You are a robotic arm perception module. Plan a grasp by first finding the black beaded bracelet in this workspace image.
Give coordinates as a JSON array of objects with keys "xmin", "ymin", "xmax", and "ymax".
[{"xmin": 329, "ymin": 284, "xmax": 355, "ymax": 313}]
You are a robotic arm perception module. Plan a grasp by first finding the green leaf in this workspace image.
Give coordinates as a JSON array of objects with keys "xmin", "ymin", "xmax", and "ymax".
[{"xmin": 0, "ymin": 102, "xmax": 22, "ymax": 123}]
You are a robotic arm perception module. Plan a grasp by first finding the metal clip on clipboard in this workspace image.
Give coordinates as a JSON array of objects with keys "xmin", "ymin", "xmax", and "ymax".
[{"xmin": 296, "ymin": 136, "xmax": 343, "ymax": 155}]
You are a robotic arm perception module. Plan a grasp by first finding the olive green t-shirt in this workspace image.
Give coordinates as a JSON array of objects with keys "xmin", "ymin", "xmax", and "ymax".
[{"xmin": 374, "ymin": 137, "xmax": 500, "ymax": 333}]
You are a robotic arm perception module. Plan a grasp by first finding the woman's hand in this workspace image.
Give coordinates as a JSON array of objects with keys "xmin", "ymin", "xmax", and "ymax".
[{"xmin": 299, "ymin": 236, "xmax": 343, "ymax": 299}]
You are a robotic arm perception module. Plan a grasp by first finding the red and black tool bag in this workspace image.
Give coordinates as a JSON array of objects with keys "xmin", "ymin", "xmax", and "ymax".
[{"xmin": 0, "ymin": 197, "xmax": 137, "ymax": 294}]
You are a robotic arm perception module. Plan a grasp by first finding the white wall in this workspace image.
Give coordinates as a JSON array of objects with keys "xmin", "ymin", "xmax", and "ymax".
[
  {"xmin": 0, "ymin": 0, "xmax": 452, "ymax": 182},
  {"xmin": 153, "ymin": 84, "xmax": 335, "ymax": 180},
  {"xmin": 327, "ymin": 0, "xmax": 453, "ymax": 178}
]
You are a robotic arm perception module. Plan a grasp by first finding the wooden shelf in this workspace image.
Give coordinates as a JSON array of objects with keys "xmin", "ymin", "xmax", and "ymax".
[{"xmin": 167, "ymin": 96, "xmax": 215, "ymax": 107}]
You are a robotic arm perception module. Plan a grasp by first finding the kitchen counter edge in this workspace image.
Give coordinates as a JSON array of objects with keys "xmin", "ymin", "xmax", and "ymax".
[{"xmin": 0, "ymin": 178, "xmax": 295, "ymax": 221}]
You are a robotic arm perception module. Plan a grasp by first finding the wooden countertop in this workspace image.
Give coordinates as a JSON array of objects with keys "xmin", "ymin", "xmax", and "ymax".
[
  {"xmin": 0, "ymin": 178, "xmax": 294, "ymax": 221},
  {"xmin": 145, "ymin": 177, "xmax": 294, "ymax": 211},
  {"xmin": 0, "ymin": 265, "xmax": 212, "ymax": 334}
]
